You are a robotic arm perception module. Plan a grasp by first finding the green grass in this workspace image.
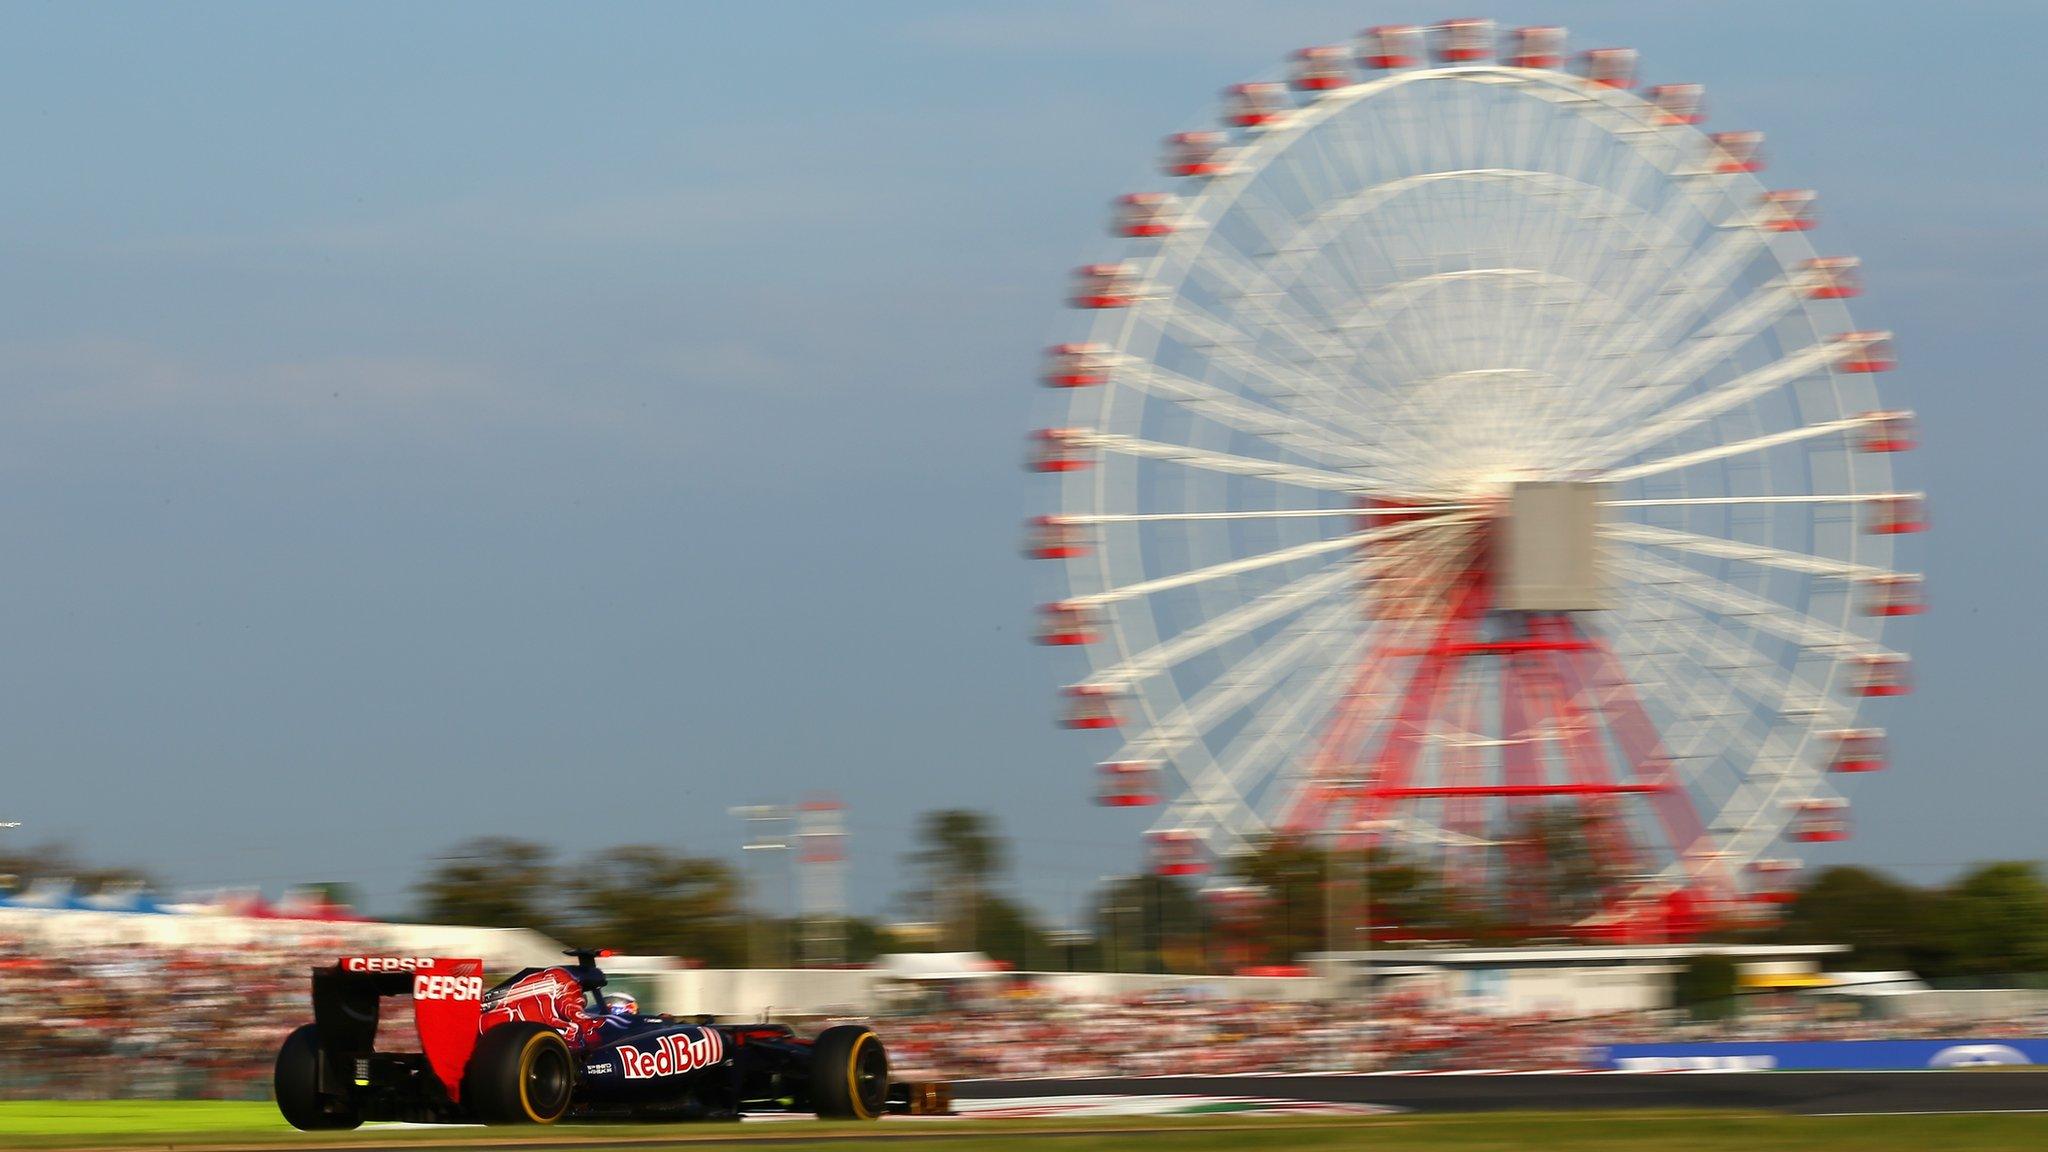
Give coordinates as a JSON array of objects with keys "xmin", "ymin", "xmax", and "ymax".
[
  {"xmin": 0, "ymin": 1101, "xmax": 287, "ymax": 1139},
  {"xmin": 3, "ymin": 1102, "xmax": 2048, "ymax": 1152}
]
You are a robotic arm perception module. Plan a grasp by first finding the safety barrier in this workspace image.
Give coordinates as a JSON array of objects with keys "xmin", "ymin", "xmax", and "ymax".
[{"xmin": 1596, "ymin": 1038, "xmax": 2048, "ymax": 1071}]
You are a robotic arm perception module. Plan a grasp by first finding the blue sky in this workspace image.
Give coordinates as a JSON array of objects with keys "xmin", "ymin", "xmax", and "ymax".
[{"xmin": 0, "ymin": 1, "xmax": 2040, "ymax": 921}]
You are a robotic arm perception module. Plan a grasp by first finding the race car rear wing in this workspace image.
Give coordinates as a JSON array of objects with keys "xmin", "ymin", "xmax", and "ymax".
[{"xmin": 313, "ymin": 957, "xmax": 484, "ymax": 1102}]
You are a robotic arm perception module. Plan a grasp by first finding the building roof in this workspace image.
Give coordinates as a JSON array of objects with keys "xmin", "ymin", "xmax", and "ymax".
[{"xmin": 1310, "ymin": 943, "xmax": 1848, "ymax": 968}]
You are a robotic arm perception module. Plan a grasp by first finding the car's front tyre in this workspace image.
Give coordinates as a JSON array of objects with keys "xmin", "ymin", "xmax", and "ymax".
[{"xmin": 810, "ymin": 1025, "xmax": 887, "ymax": 1120}]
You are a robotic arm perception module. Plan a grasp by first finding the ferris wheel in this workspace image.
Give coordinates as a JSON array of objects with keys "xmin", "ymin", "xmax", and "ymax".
[{"xmin": 1027, "ymin": 20, "xmax": 1923, "ymax": 927}]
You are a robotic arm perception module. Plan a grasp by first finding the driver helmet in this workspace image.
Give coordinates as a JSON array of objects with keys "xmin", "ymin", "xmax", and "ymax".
[{"xmin": 602, "ymin": 992, "xmax": 638, "ymax": 1017}]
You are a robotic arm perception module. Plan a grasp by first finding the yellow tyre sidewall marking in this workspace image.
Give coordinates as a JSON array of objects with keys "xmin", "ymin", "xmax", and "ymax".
[
  {"xmin": 846, "ymin": 1032, "xmax": 879, "ymax": 1120},
  {"xmin": 517, "ymin": 1032, "xmax": 566, "ymax": 1123}
]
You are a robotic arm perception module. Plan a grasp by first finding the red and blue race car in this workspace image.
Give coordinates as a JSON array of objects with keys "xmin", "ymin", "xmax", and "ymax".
[{"xmin": 274, "ymin": 950, "xmax": 937, "ymax": 1127}]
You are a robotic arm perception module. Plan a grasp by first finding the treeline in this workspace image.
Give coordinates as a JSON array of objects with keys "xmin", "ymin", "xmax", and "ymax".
[
  {"xmin": 407, "ymin": 813, "xmax": 2048, "ymax": 979},
  {"xmin": 10, "ymin": 814, "xmax": 2048, "ymax": 980},
  {"xmin": 414, "ymin": 838, "xmax": 755, "ymax": 966},
  {"xmin": 1773, "ymin": 862, "xmax": 2048, "ymax": 981}
]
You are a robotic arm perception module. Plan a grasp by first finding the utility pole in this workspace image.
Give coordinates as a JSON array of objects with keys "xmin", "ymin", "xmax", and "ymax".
[
  {"xmin": 731, "ymin": 804, "xmax": 793, "ymax": 968},
  {"xmin": 1323, "ymin": 771, "xmax": 1366, "ymax": 985},
  {"xmin": 1354, "ymin": 818, "xmax": 1388, "ymax": 1069},
  {"xmin": 794, "ymin": 795, "xmax": 847, "ymax": 967}
]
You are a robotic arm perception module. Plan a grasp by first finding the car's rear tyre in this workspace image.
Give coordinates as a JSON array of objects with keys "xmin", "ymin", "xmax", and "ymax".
[
  {"xmin": 466, "ymin": 1023, "xmax": 575, "ymax": 1124},
  {"xmin": 274, "ymin": 1024, "xmax": 363, "ymax": 1131},
  {"xmin": 810, "ymin": 1025, "xmax": 887, "ymax": 1120}
]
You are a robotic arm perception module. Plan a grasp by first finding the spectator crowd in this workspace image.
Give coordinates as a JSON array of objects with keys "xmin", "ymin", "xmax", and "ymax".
[
  {"xmin": 0, "ymin": 937, "xmax": 341, "ymax": 1099},
  {"xmin": 3, "ymin": 933, "xmax": 2045, "ymax": 1097},
  {"xmin": 880, "ymin": 988, "xmax": 2048, "ymax": 1078}
]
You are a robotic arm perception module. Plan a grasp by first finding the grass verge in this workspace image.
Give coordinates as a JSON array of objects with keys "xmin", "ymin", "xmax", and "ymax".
[{"xmin": 3, "ymin": 1102, "xmax": 2048, "ymax": 1152}]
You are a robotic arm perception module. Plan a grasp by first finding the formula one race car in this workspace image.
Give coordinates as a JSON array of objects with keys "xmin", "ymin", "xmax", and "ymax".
[{"xmin": 274, "ymin": 951, "xmax": 940, "ymax": 1127}]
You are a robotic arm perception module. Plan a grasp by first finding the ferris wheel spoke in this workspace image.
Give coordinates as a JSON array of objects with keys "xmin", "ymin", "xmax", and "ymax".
[
  {"xmin": 1558, "ymin": 273, "xmax": 1805, "ymax": 444},
  {"xmin": 1174, "ymin": 234, "xmax": 1441, "ymax": 470},
  {"xmin": 1167, "ymin": 606, "xmax": 1432, "ymax": 846},
  {"xmin": 1603, "ymin": 605, "xmax": 1828, "ymax": 793},
  {"xmin": 1068, "ymin": 512, "xmax": 1473, "ymax": 609},
  {"xmin": 1279, "ymin": 540, "xmax": 1482, "ymax": 834},
  {"xmin": 1115, "ymin": 359, "xmax": 1386, "ymax": 469},
  {"xmin": 1264, "ymin": 169, "xmax": 1689, "ymax": 293},
  {"xmin": 1253, "ymin": 213, "xmax": 1449, "ymax": 391},
  {"xmin": 1623, "ymin": 264, "xmax": 1796, "ymax": 377},
  {"xmin": 1596, "ymin": 414, "xmax": 1874, "ymax": 485},
  {"xmin": 1071, "ymin": 430, "xmax": 1370, "ymax": 493},
  {"xmin": 1558, "ymin": 231, "xmax": 1757, "ymax": 411},
  {"xmin": 1543, "ymin": 153, "xmax": 1692, "ymax": 389},
  {"xmin": 1620, "ymin": 593, "xmax": 1809, "ymax": 724},
  {"xmin": 1333, "ymin": 268, "xmax": 1643, "ymax": 475},
  {"xmin": 1135, "ymin": 616, "xmax": 1364, "ymax": 843},
  {"xmin": 1061, "ymin": 503, "xmax": 1473, "ymax": 525},
  {"xmin": 1619, "ymin": 184, "xmax": 1767, "ymax": 324},
  {"xmin": 1153, "ymin": 629, "xmax": 1378, "ymax": 846},
  {"xmin": 1573, "ymin": 339, "xmax": 1845, "ymax": 471},
  {"xmin": 1631, "ymin": 584, "xmax": 1843, "ymax": 725},
  {"xmin": 1140, "ymin": 295, "xmax": 1340, "ymax": 397},
  {"xmin": 1366, "ymin": 528, "xmax": 1485, "ymax": 617},
  {"xmin": 1175, "ymin": 177, "xmax": 1395, "ymax": 378},
  {"xmin": 1586, "ymin": 683, "xmax": 1754, "ymax": 782},
  {"xmin": 1305, "ymin": 130, "xmax": 1420, "ymax": 303},
  {"xmin": 1180, "ymin": 247, "xmax": 1369, "ymax": 371},
  {"xmin": 1617, "ymin": 632, "xmax": 1822, "ymax": 872},
  {"xmin": 1624, "ymin": 545, "xmax": 1901, "ymax": 660},
  {"xmin": 1605, "ymin": 493, "xmax": 1914, "ymax": 509},
  {"xmin": 1140, "ymin": 298, "xmax": 1412, "ymax": 453},
  {"xmin": 1112, "ymin": 600, "xmax": 1359, "ymax": 766},
  {"xmin": 1603, "ymin": 522, "xmax": 1895, "ymax": 581},
  {"xmin": 1084, "ymin": 563, "xmax": 1355, "ymax": 688}
]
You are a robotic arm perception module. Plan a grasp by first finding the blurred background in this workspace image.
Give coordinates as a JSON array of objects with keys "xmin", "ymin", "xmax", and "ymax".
[{"xmin": 0, "ymin": 0, "xmax": 2044, "ymax": 1098}]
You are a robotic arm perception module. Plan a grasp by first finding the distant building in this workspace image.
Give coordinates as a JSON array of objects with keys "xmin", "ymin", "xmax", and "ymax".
[{"xmin": 1311, "ymin": 943, "xmax": 1851, "ymax": 1016}]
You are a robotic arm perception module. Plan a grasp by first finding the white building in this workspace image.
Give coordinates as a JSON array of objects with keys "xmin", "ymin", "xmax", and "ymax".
[{"xmin": 1311, "ymin": 943, "xmax": 1850, "ymax": 1016}]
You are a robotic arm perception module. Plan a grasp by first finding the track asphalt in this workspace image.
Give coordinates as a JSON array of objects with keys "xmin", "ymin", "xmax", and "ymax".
[{"xmin": 959, "ymin": 1070, "xmax": 2048, "ymax": 1115}]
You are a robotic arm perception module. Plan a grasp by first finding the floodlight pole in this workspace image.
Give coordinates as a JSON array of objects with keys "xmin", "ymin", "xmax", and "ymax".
[{"xmin": 732, "ymin": 803, "xmax": 794, "ymax": 968}]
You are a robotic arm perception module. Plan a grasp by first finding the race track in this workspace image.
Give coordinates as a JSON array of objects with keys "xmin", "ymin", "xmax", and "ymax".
[{"xmin": 960, "ymin": 1070, "xmax": 2048, "ymax": 1115}]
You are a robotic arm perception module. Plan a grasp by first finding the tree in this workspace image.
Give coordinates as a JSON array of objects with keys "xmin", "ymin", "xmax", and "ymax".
[
  {"xmin": 1091, "ymin": 873, "xmax": 1204, "ymax": 973},
  {"xmin": 415, "ymin": 837, "xmax": 560, "ymax": 931},
  {"xmin": 1673, "ymin": 953, "xmax": 1740, "ymax": 1020},
  {"xmin": 1228, "ymin": 836, "xmax": 1330, "ymax": 964},
  {"xmin": 975, "ymin": 893, "xmax": 1054, "ymax": 970},
  {"xmin": 1774, "ymin": 865, "xmax": 1948, "ymax": 974},
  {"xmin": 0, "ymin": 841, "xmax": 154, "ymax": 894},
  {"xmin": 840, "ymin": 916, "xmax": 900, "ymax": 964},
  {"xmin": 1501, "ymin": 805, "xmax": 1617, "ymax": 928},
  {"xmin": 1939, "ymin": 862, "xmax": 2048, "ymax": 979},
  {"xmin": 566, "ymin": 845, "xmax": 747, "ymax": 966},
  {"xmin": 904, "ymin": 809, "xmax": 1008, "ymax": 950},
  {"xmin": 1227, "ymin": 835, "xmax": 1479, "ymax": 962}
]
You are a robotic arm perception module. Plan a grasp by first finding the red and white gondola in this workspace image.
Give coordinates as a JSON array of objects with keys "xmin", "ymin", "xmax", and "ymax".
[
  {"xmin": 1505, "ymin": 26, "xmax": 1567, "ymax": 69},
  {"xmin": 1357, "ymin": 25, "xmax": 1422, "ymax": 70}
]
